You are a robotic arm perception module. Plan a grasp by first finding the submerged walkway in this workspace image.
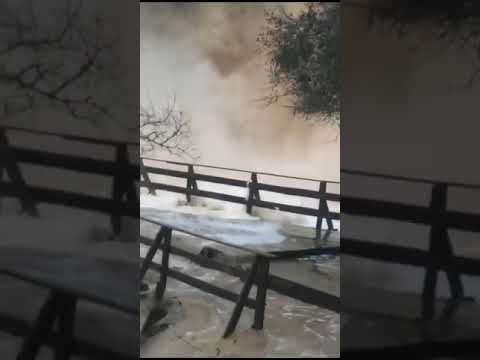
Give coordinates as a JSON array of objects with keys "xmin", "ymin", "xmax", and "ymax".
[
  {"xmin": 140, "ymin": 215, "xmax": 340, "ymax": 357},
  {"xmin": 140, "ymin": 253, "xmax": 339, "ymax": 358},
  {"xmin": 342, "ymin": 281, "xmax": 480, "ymax": 353}
]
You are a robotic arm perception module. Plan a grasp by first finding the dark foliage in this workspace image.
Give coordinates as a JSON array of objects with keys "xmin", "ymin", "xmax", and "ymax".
[
  {"xmin": 369, "ymin": 0, "xmax": 480, "ymax": 83},
  {"xmin": 258, "ymin": 3, "xmax": 340, "ymax": 123}
]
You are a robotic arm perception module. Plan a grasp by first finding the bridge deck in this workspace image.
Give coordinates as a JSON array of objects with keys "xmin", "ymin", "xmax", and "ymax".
[
  {"xmin": 140, "ymin": 207, "xmax": 339, "ymax": 259},
  {"xmin": 342, "ymin": 282, "xmax": 480, "ymax": 354},
  {"xmin": 0, "ymin": 246, "xmax": 138, "ymax": 315}
]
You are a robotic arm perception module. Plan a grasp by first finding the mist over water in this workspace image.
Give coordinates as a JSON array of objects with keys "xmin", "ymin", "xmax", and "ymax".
[{"xmin": 140, "ymin": 3, "xmax": 339, "ymax": 180}]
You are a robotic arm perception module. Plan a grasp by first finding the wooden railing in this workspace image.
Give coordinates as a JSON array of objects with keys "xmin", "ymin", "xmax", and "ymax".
[
  {"xmin": 341, "ymin": 169, "xmax": 480, "ymax": 321},
  {"xmin": 140, "ymin": 158, "xmax": 341, "ymax": 315},
  {"xmin": 139, "ymin": 235, "xmax": 340, "ymax": 313},
  {"xmin": 140, "ymin": 157, "xmax": 340, "ymax": 238},
  {"xmin": 0, "ymin": 125, "xmax": 140, "ymax": 359},
  {"xmin": 0, "ymin": 126, "xmax": 139, "ymax": 236}
]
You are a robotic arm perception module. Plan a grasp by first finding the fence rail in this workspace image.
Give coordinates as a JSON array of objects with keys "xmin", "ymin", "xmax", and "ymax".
[
  {"xmin": 0, "ymin": 126, "xmax": 140, "ymax": 235},
  {"xmin": 0, "ymin": 126, "xmax": 140, "ymax": 359},
  {"xmin": 2, "ymin": 125, "xmax": 138, "ymax": 146},
  {"xmin": 140, "ymin": 235, "xmax": 340, "ymax": 312},
  {"xmin": 341, "ymin": 169, "xmax": 480, "ymax": 322},
  {"xmin": 143, "ymin": 157, "xmax": 340, "ymax": 184},
  {"xmin": 342, "ymin": 168, "xmax": 480, "ymax": 189},
  {"xmin": 140, "ymin": 157, "xmax": 340, "ymax": 238}
]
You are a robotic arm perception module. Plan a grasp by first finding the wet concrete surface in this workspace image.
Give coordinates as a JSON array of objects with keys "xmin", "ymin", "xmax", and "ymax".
[
  {"xmin": 140, "ymin": 219, "xmax": 340, "ymax": 297},
  {"xmin": 139, "ymin": 235, "xmax": 340, "ymax": 357},
  {"xmin": 0, "ymin": 275, "xmax": 138, "ymax": 359},
  {"xmin": 342, "ymin": 280, "xmax": 480, "ymax": 351}
]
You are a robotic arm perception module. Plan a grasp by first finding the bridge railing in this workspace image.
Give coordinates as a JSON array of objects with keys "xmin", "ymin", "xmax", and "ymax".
[
  {"xmin": 0, "ymin": 125, "xmax": 140, "ymax": 359},
  {"xmin": 341, "ymin": 168, "xmax": 480, "ymax": 321},
  {"xmin": 140, "ymin": 157, "xmax": 340, "ymax": 239},
  {"xmin": 0, "ymin": 126, "xmax": 139, "ymax": 236}
]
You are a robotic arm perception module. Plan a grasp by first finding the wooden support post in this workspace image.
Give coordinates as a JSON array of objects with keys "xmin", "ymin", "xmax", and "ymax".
[
  {"xmin": 111, "ymin": 145, "xmax": 125, "ymax": 236},
  {"xmin": 422, "ymin": 183, "xmax": 465, "ymax": 322},
  {"xmin": 185, "ymin": 165, "xmax": 197, "ymax": 204},
  {"xmin": 124, "ymin": 153, "xmax": 138, "ymax": 215},
  {"xmin": 223, "ymin": 256, "xmax": 260, "ymax": 338},
  {"xmin": 140, "ymin": 158, "xmax": 155, "ymax": 195},
  {"xmin": 316, "ymin": 182, "xmax": 335, "ymax": 239},
  {"xmin": 124, "ymin": 149, "xmax": 139, "ymax": 212},
  {"xmin": 0, "ymin": 128, "xmax": 39, "ymax": 217},
  {"xmin": 0, "ymin": 129, "xmax": 4, "ymax": 216},
  {"xmin": 55, "ymin": 294, "xmax": 77, "ymax": 360},
  {"xmin": 155, "ymin": 227, "xmax": 172, "ymax": 300},
  {"xmin": 443, "ymin": 233, "xmax": 464, "ymax": 300},
  {"xmin": 17, "ymin": 292, "xmax": 59, "ymax": 360},
  {"xmin": 246, "ymin": 172, "xmax": 260, "ymax": 215},
  {"xmin": 17, "ymin": 291, "xmax": 76, "ymax": 360},
  {"xmin": 111, "ymin": 144, "xmax": 137, "ymax": 237},
  {"xmin": 252, "ymin": 257, "xmax": 270, "ymax": 330},
  {"xmin": 140, "ymin": 227, "xmax": 167, "ymax": 281}
]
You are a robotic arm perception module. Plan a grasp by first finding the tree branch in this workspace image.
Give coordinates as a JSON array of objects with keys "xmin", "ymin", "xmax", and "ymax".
[
  {"xmin": 140, "ymin": 96, "xmax": 196, "ymax": 159},
  {"xmin": 0, "ymin": 0, "xmax": 114, "ymax": 120}
]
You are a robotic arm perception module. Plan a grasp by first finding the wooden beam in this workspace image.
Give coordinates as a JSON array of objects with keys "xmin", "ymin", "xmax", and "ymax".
[
  {"xmin": 343, "ymin": 195, "xmax": 480, "ymax": 232},
  {"xmin": 342, "ymin": 196, "xmax": 432, "ymax": 224},
  {"xmin": 0, "ymin": 312, "xmax": 136, "ymax": 360},
  {"xmin": 155, "ymin": 228, "xmax": 172, "ymax": 300},
  {"xmin": 0, "ymin": 131, "xmax": 39, "ymax": 217},
  {"xmin": 192, "ymin": 189, "xmax": 247, "ymax": 205},
  {"xmin": 54, "ymin": 294, "xmax": 77, "ymax": 360},
  {"xmin": 186, "ymin": 165, "xmax": 196, "ymax": 203},
  {"xmin": 0, "ymin": 182, "xmax": 138, "ymax": 217},
  {"xmin": 270, "ymin": 247, "xmax": 339, "ymax": 260},
  {"xmin": 223, "ymin": 257, "xmax": 260, "ymax": 338},
  {"xmin": 422, "ymin": 184, "xmax": 465, "ymax": 321},
  {"xmin": 3, "ymin": 125, "xmax": 138, "ymax": 147},
  {"xmin": 140, "ymin": 158, "xmax": 155, "ymax": 194},
  {"xmin": 140, "ymin": 236, "xmax": 245, "ymax": 277},
  {"xmin": 341, "ymin": 168, "xmax": 480, "ymax": 190},
  {"xmin": 194, "ymin": 172, "xmax": 247, "ymax": 188},
  {"xmin": 142, "ymin": 157, "xmax": 339, "ymax": 184},
  {"xmin": 246, "ymin": 173, "xmax": 261, "ymax": 215},
  {"xmin": 7, "ymin": 146, "xmax": 138, "ymax": 178},
  {"xmin": 140, "ymin": 228, "xmax": 166, "ymax": 280},
  {"xmin": 342, "ymin": 238, "xmax": 480, "ymax": 276},
  {"xmin": 17, "ymin": 292, "xmax": 59, "ymax": 360},
  {"xmin": 268, "ymin": 275, "xmax": 340, "ymax": 313},
  {"xmin": 143, "ymin": 166, "xmax": 188, "ymax": 179},
  {"xmin": 140, "ymin": 239, "xmax": 340, "ymax": 313},
  {"xmin": 146, "ymin": 261, "xmax": 256, "ymax": 309},
  {"xmin": 141, "ymin": 182, "xmax": 187, "ymax": 195},
  {"xmin": 252, "ymin": 257, "xmax": 270, "ymax": 330},
  {"xmin": 256, "ymin": 182, "xmax": 340, "ymax": 201},
  {"xmin": 253, "ymin": 198, "xmax": 340, "ymax": 219}
]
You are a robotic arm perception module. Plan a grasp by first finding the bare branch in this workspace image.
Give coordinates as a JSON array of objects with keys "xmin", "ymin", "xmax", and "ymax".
[
  {"xmin": 0, "ymin": 0, "xmax": 114, "ymax": 120},
  {"xmin": 140, "ymin": 96, "xmax": 196, "ymax": 159}
]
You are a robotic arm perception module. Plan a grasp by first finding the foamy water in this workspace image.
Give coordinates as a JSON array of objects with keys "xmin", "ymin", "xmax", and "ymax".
[{"xmin": 140, "ymin": 174, "xmax": 340, "ymax": 232}]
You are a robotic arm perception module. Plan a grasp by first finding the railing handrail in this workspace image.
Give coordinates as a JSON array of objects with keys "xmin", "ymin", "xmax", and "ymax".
[
  {"xmin": 140, "ymin": 157, "xmax": 340, "ymax": 237},
  {"xmin": 2, "ymin": 125, "xmax": 138, "ymax": 147},
  {"xmin": 343, "ymin": 196, "xmax": 480, "ymax": 232},
  {"xmin": 1, "ymin": 130, "xmax": 139, "ymax": 234},
  {"xmin": 342, "ymin": 168, "xmax": 480, "ymax": 190},
  {"xmin": 142, "ymin": 157, "xmax": 340, "ymax": 184},
  {"xmin": 341, "ymin": 170, "xmax": 480, "ymax": 322}
]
